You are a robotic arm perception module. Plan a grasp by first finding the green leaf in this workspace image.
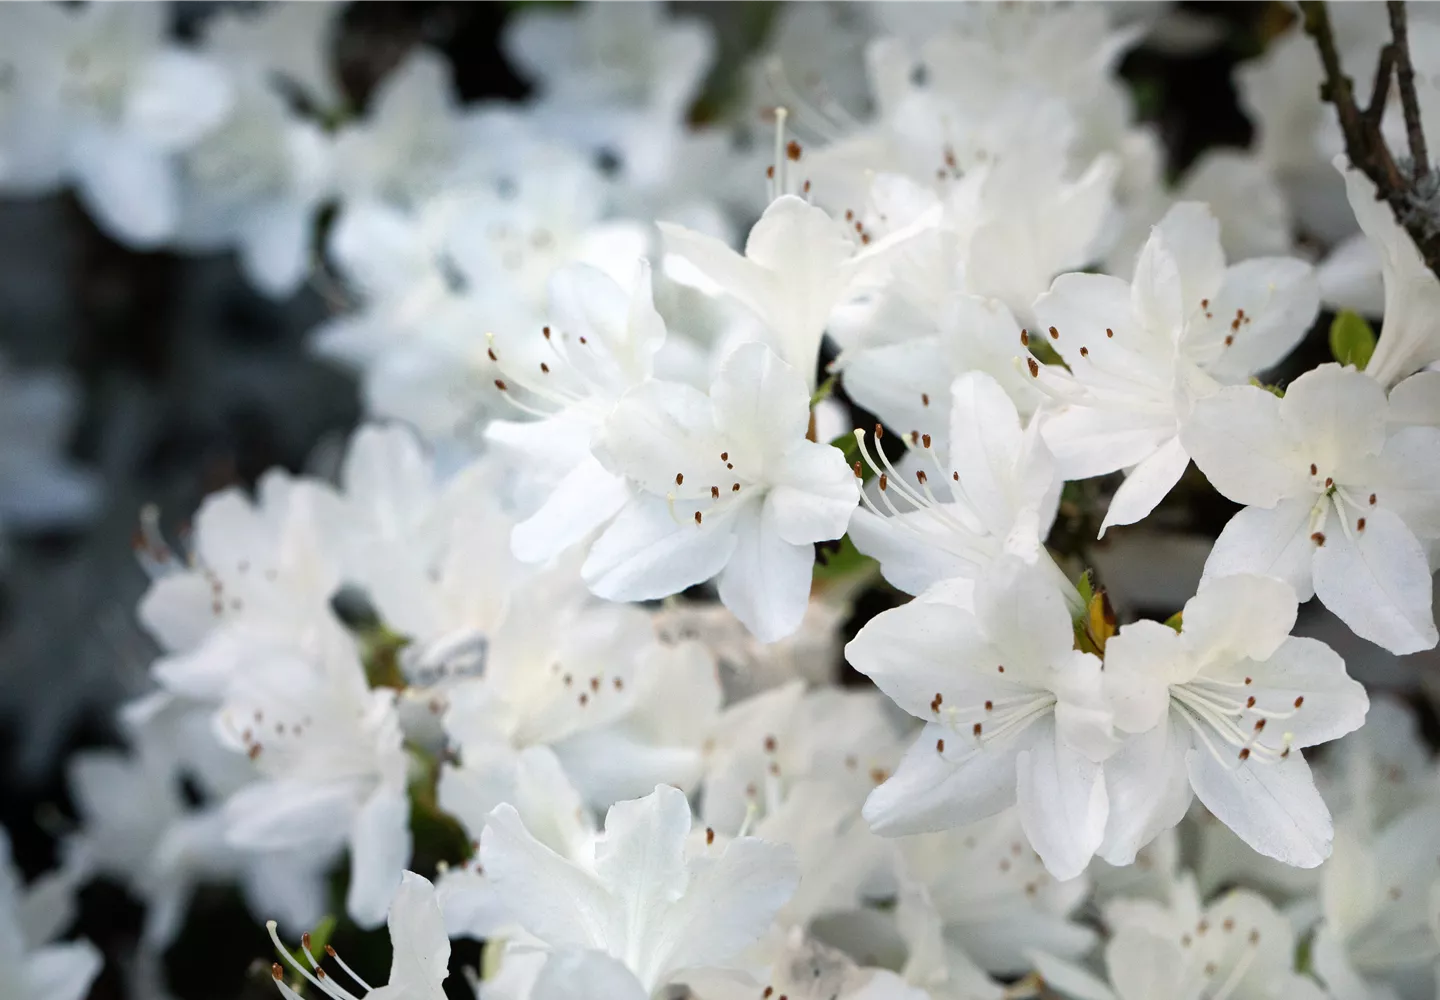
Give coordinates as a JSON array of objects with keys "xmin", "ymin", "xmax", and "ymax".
[
  {"xmin": 1329, "ymin": 310, "xmax": 1376, "ymax": 370},
  {"xmin": 810, "ymin": 373, "xmax": 838, "ymax": 407},
  {"xmin": 1164, "ymin": 610, "xmax": 1184, "ymax": 632},
  {"xmin": 813, "ymin": 534, "xmax": 877, "ymax": 584},
  {"xmin": 1075, "ymin": 569, "xmax": 1095, "ymax": 609}
]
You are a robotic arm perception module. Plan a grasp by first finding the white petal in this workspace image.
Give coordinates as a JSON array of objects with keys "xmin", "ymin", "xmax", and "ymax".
[
  {"xmin": 1027, "ymin": 952, "xmax": 1118, "ymax": 1000},
  {"xmin": 1186, "ymin": 572, "xmax": 1298, "ymax": 662},
  {"xmin": 1101, "ymin": 621, "xmax": 1186, "ymax": 734},
  {"xmin": 532, "ymin": 950, "xmax": 648, "ymax": 1000},
  {"xmin": 1388, "ymin": 370, "xmax": 1440, "ymax": 428},
  {"xmin": 1033, "ymin": 273, "xmax": 1168, "ymax": 395},
  {"xmin": 385, "ymin": 872, "xmax": 450, "ymax": 992},
  {"xmin": 1182, "ymin": 384, "xmax": 1305, "ymax": 507},
  {"xmin": 22, "ymin": 943, "xmax": 103, "ymax": 1000},
  {"xmin": 597, "ymin": 379, "xmax": 721, "ymax": 496},
  {"xmin": 1098, "ymin": 435, "xmax": 1190, "ymax": 535},
  {"xmin": 862, "ymin": 724, "xmax": 1022, "ymax": 836},
  {"xmin": 125, "ymin": 50, "xmax": 233, "ymax": 151},
  {"xmin": 69, "ymin": 125, "xmax": 179, "ymax": 247},
  {"xmin": 1015, "ymin": 722, "xmax": 1108, "ymax": 881},
  {"xmin": 766, "ymin": 441, "xmax": 857, "ymax": 545},
  {"xmin": 345, "ymin": 785, "xmax": 411, "ymax": 929},
  {"xmin": 582, "ymin": 495, "xmax": 739, "ymax": 603},
  {"xmin": 1243, "ymin": 637, "xmax": 1369, "ymax": 749},
  {"xmin": 847, "ymin": 506, "xmax": 984, "ymax": 597},
  {"xmin": 1185, "ymin": 746, "xmax": 1332, "ymax": 868},
  {"xmin": 512, "ymin": 456, "xmax": 631, "ymax": 564},
  {"xmin": 977, "ymin": 556, "xmax": 1079, "ymax": 676},
  {"xmin": 1041, "ymin": 406, "xmax": 1175, "ymax": 482},
  {"xmin": 844, "ymin": 589, "xmax": 998, "ymax": 721},
  {"xmin": 548, "ymin": 262, "xmax": 665, "ymax": 390},
  {"xmin": 1130, "ymin": 218, "xmax": 1187, "ymax": 341},
  {"xmin": 841, "ymin": 337, "xmax": 951, "ymax": 449},
  {"xmin": 1153, "ymin": 202, "xmax": 1226, "ymax": 309},
  {"xmin": 1280, "ymin": 362, "xmax": 1388, "ymax": 468},
  {"xmin": 709, "ymin": 342, "xmax": 810, "ymax": 452},
  {"xmin": 1201, "ymin": 498, "xmax": 1316, "ymax": 600},
  {"xmin": 1104, "ymin": 926, "xmax": 1186, "ymax": 1000},
  {"xmin": 1192, "ymin": 257, "xmax": 1319, "ymax": 381},
  {"xmin": 1313, "ymin": 505, "xmax": 1438, "ymax": 654},
  {"xmin": 716, "ymin": 500, "xmax": 815, "ymax": 642},
  {"xmin": 658, "ymin": 221, "xmax": 772, "ymax": 323},
  {"xmin": 1098, "ymin": 710, "xmax": 1192, "ymax": 866},
  {"xmin": 479, "ymin": 803, "xmax": 617, "ymax": 952},
  {"xmin": 641, "ymin": 836, "xmax": 799, "ymax": 987},
  {"xmin": 1375, "ymin": 426, "xmax": 1440, "ymax": 540},
  {"xmin": 237, "ymin": 197, "xmax": 312, "ymax": 299},
  {"xmin": 948, "ymin": 371, "xmax": 1027, "ymax": 536}
]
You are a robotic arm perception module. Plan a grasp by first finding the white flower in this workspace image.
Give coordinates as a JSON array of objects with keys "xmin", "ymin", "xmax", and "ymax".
[
  {"xmin": 585, "ymin": 342, "xmax": 857, "ymax": 642},
  {"xmin": 479, "ymin": 782, "xmax": 799, "ymax": 998},
  {"xmin": 1181, "ymin": 363, "xmax": 1440, "ymax": 654},
  {"xmin": 659, "ymin": 195, "xmax": 931, "ymax": 388},
  {"xmin": 215, "ymin": 643, "xmax": 411, "ymax": 928},
  {"xmin": 0, "ymin": 3, "xmax": 233, "ymax": 246},
  {"xmin": 1311, "ymin": 804, "xmax": 1440, "ymax": 1000},
  {"xmin": 1335, "ymin": 160, "xmax": 1440, "ymax": 389},
  {"xmin": 844, "ymin": 556, "xmax": 1116, "ymax": 879},
  {"xmin": 435, "ymin": 745, "xmax": 595, "ymax": 940},
  {"xmin": 0, "ymin": 826, "xmax": 101, "ymax": 1000},
  {"xmin": 270, "ymin": 871, "xmax": 449, "ymax": 1000},
  {"xmin": 1031, "ymin": 201, "xmax": 1319, "ymax": 534},
  {"xmin": 486, "ymin": 260, "xmax": 669, "ymax": 564},
  {"xmin": 1036, "ymin": 876, "xmax": 1328, "ymax": 1000},
  {"xmin": 900, "ymin": 809, "xmax": 1098, "ymax": 977},
  {"xmin": 137, "ymin": 470, "xmax": 352, "ymax": 702},
  {"xmin": 1101, "ymin": 574, "xmax": 1368, "ymax": 869},
  {"xmin": 847, "ymin": 370, "xmax": 1064, "ymax": 599},
  {"xmin": 66, "ymin": 702, "xmax": 324, "ymax": 947},
  {"xmin": 175, "ymin": 68, "xmax": 332, "ymax": 298},
  {"xmin": 204, "ymin": 2, "xmax": 342, "ymax": 112}
]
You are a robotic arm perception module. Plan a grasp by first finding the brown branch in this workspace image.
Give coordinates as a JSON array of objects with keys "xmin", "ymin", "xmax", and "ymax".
[
  {"xmin": 1388, "ymin": 0, "xmax": 1430, "ymax": 178},
  {"xmin": 1301, "ymin": 0, "xmax": 1440, "ymax": 280}
]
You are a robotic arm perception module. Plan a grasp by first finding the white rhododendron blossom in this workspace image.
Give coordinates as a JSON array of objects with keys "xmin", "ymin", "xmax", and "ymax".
[{"xmin": 7, "ymin": 3, "xmax": 1440, "ymax": 999}]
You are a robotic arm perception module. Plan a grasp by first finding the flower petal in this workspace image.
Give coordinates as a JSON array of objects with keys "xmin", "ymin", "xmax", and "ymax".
[
  {"xmin": 1200, "ymin": 498, "xmax": 1316, "ymax": 600},
  {"xmin": 1185, "ymin": 746, "xmax": 1331, "ymax": 868},
  {"xmin": 716, "ymin": 500, "xmax": 815, "ymax": 642},
  {"xmin": 862, "ymin": 723, "xmax": 1022, "ymax": 836},
  {"xmin": 1098, "ymin": 434, "xmax": 1190, "ymax": 535},
  {"xmin": 1015, "ymin": 722, "xmax": 1108, "ymax": 880},
  {"xmin": 1312, "ymin": 505, "xmax": 1438, "ymax": 654}
]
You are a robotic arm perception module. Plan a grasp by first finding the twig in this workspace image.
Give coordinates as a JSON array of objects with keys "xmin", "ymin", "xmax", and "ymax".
[
  {"xmin": 1301, "ymin": 0, "xmax": 1440, "ymax": 279},
  {"xmin": 1388, "ymin": 0, "xmax": 1430, "ymax": 178}
]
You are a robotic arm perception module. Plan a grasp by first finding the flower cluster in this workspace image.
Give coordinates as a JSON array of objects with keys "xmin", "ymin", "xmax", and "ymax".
[{"xmin": 8, "ymin": 4, "xmax": 1440, "ymax": 1000}]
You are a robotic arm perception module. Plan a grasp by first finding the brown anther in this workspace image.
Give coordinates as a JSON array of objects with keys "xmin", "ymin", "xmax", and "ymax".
[
  {"xmin": 317, "ymin": 969, "xmax": 328, "ymax": 980},
  {"xmin": 563, "ymin": 673, "xmax": 573, "ymax": 686},
  {"xmin": 1238, "ymin": 747, "xmax": 1251, "ymax": 760},
  {"xmin": 1246, "ymin": 696, "xmax": 1256, "ymax": 708},
  {"xmin": 578, "ymin": 336, "xmax": 587, "ymax": 344},
  {"xmin": 953, "ymin": 471, "xmax": 959, "ymax": 481},
  {"xmin": 1310, "ymin": 463, "xmax": 1318, "ymax": 475},
  {"xmin": 487, "ymin": 347, "xmax": 497, "ymax": 361},
  {"xmin": 786, "ymin": 140, "xmax": 802, "ymax": 161},
  {"xmin": 302, "ymin": 933, "xmax": 311, "ymax": 949},
  {"xmin": 1224, "ymin": 335, "xmax": 1234, "ymax": 346},
  {"xmin": 732, "ymin": 482, "xmax": 741, "ymax": 492},
  {"xmin": 1311, "ymin": 532, "xmax": 1326, "ymax": 545},
  {"xmin": 1254, "ymin": 719, "xmax": 1266, "ymax": 731},
  {"xmin": 973, "ymin": 722, "xmax": 983, "ymax": 736},
  {"xmin": 706, "ymin": 827, "xmax": 715, "ymax": 845},
  {"xmin": 1080, "ymin": 346, "xmax": 1089, "ymax": 357},
  {"xmin": 579, "ymin": 693, "xmax": 589, "ymax": 706},
  {"xmin": 1223, "ymin": 918, "xmax": 1235, "ymax": 932},
  {"xmin": 1325, "ymin": 477, "xmax": 1333, "ymax": 488},
  {"xmin": 1020, "ymin": 330, "xmax": 1030, "ymax": 346},
  {"xmin": 1048, "ymin": 326, "xmax": 1059, "ymax": 340},
  {"xmin": 879, "ymin": 473, "xmax": 888, "ymax": 491},
  {"xmin": 844, "ymin": 210, "xmax": 854, "ymax": 222},
  {"xmin": 1370, "ymin": 493, "xmax": 1377, "ymax": 504},
  {"xmin": 931, "ymin": 692, "xmax": 943, "ymax": 712},
  {"xmin": 325, "ymin": 945, "xmax": 337, "ymax": 958},
  {"xmin": 1027, "ymin": 357, "xmax": 1040, "ymax": 377},
  {"xmin": 997, "ymin": 665, "xmax": 1005, "ymax": 673},
  {"xmin": 1294, "ymin": 696, "xmax": 1304, "ymax": 708},
  {"xmin": 494, "ymin": 379, "xmax": 508, "ymax": 391},
  {"xmin": 916, "ymin": 470, "xmax": 928, "ymax": 485},
  {"xmin": 248, "ymin": 744, "xmax": 262, "ymax": 759},
  {"xmin": 1357, "ymin": 517, "xmax": 1366, "ymax": 530},
  {"xmin": 853, "ymin": 462, "xmax": 863, "ymax": 478},
  {"xmin": 874, "ymin": 423, "xmax": 884, "ymax": 440},
  {"xmin": 590, "ymin": 676, "xmax": 600, "ymax": 692},
  {"xmin": 613, "ymin": 677, "xmax": 624, "ymax": 691},
  {"xmin": 1106, "ymin": 327, "xmax": 1115, "ymax": 338},
  {"xmin": 1244, "ymin": 676, "xmax": 1252, "ymax": 685},
  {"xmin": 985, "ymin": 700, "xmax": 993, "ymax": 711},
  {"xmin": 694, "ymin": 511, "xmax": 703, "ymax": 525},
  {"xmin": 766, "ymin": 165, "xmax": 775, "ymax": 179},
  {"xmin": 711, "ymin": 486, "xmax": 720, "ymax": 499},
  {"xmin": 1201, "ymin": 298, "xmax": 1209, "ymax": 308},
  {"xmin": 720, "ymin": 451, "xmax": 729, "ymax": 461},
  {"xmin": 921, "ymin": 433, "xmax": 932, "ymax": 448},
  {"xmin": 675, "ymin": 473, "xmax": 684, "ymax": 485},
  {"xmin": 763, "ymin": 735, "xmax": 777, "ymax": 753},
  {"xmin": 921, "ymin": 393, "xmax": 930, "ymax": 406},
  {"xmin": 540, "ymin": 362, "xmax": 550, "ymax": 373},
  {"xmin": 936, "ymin": 738, "xmax": 945, "ymax": 752},
  {"xmin": 273, "ymin": 964, "xmax": 284, "ymax": 981},
  {"xmin": 542, "ymin": 326, "xmax": 551, "ymax": 339}
]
